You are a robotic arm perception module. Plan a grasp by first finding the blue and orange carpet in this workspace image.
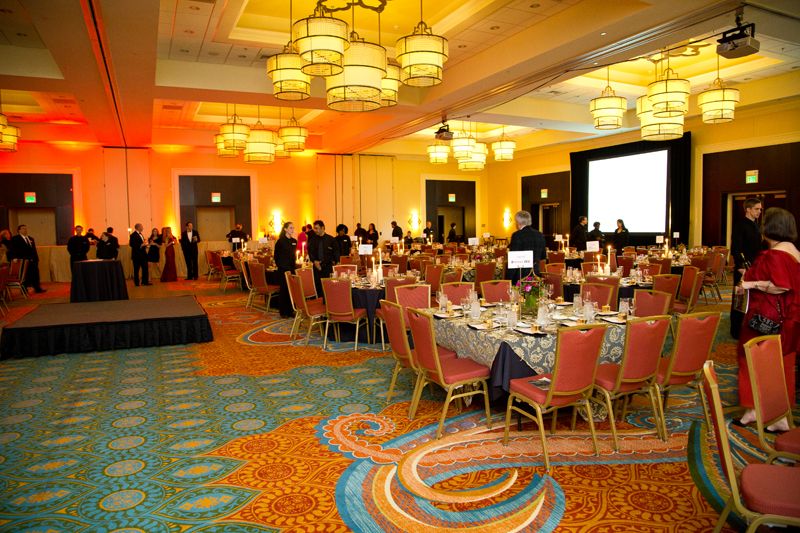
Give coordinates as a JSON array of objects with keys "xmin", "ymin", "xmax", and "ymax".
[{"xmin": 0, "ymin": 281, "xmax": 790, "ymax": 531}]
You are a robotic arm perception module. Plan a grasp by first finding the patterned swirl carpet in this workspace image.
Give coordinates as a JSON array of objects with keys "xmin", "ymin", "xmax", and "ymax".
[{"xmin": 0, "ymin": 279, "xmax": 791, "ymax": 532}]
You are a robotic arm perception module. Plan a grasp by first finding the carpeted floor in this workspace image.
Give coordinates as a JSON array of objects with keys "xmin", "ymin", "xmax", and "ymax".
[{"xmin": 0, "ymin": 278, "xmax": 790, "ymax": 532}]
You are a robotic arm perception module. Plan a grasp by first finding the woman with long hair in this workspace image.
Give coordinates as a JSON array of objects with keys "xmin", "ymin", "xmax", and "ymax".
[
  {"xmin": 612, "ymin": 219, "xmax": 629, "ymax": 250},
  {"xmin": 366, "ymin": 223, "xmax": 379, "ymax": 246},
  {"xmin": 734, "ymin": 207, "xmax": 799, "ymax": 432},
  {"xmin": 275, "ymin": 221, "xmax": 298, "ymax": 318},
  {"xmin": 160, "ymin": 227, "xmax": 178, "ymax": 282},
  {"xmin": 147, "ymin": 227, "xmax": 161, "ymax": 278}
]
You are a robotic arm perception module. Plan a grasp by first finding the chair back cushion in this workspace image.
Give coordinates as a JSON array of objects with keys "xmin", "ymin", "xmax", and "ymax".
[
  {"xmin": 744, "ymin": 335, "xmax": 790, "ymax": 423},
  {"xmin": 621, "ymin": 316, "xmax": 671, "ymax": 382},
  {"xmin": 670, "ymin": 312, "xmax": 720, "ymax": 375},
  {"xmin": 380, "ymin": 300, "xmax": 413, "ymax": 365},
  {"xmin": 580, "ymin": 282, "xmax": 614, "ymax": 308},
  {"xmin": 702, "ymin": 362, "xmax": 737, "ymax": 487},
  {"xmin": 396, "ymin": 284, "xmax": 431, "ymax": 324},
  {"xmin": 248, "ymin": 261, "xmax": 267, "ymax": 288},
  {"xmin": 384, "ymin": 276, "xmax": 416, "ymax": 304},
  {"xmin": 474, "ymin": 262, "xmax": 496, "ymax": 285},
  {"xmin": 653, "ymin": 274, "xmax": 680, "ymax": 304},
  {"xmin": 333, "ymin": 264, "xmax": 358, "ymax": 275},
  {"xmin": 542, "ymin": 272, "xmax": 563, "ymax": 300},
  {"xmin": 545, "ymin": 262, "xmax": 565, "ymax": 274},
  {"xmin": 286, "ymin": 273, "xmax": 305, "ymax": 313},
  {"xmin": 617, "ymin": 256, "xmax": 634, "ymax": 276},
  {"xmin": 553, "ymin": 326, "xmax": 607, "ymax": 393},
  {"xmin": 639, "ymin": 263, "xmax": 662, "ymax": 277},
  {"xmin": 425, "ymin": 264, "xmax": 444, "ymax": 293},
  {"xmin": 322, "ymin": 279, "xmax": 354, "ymax": 317},
  {"xmin": 677, "ymin": 266, "xmax": 699, "ymax": 300},
  {"xmin": 298, "ymin": 268, "xmax": 317, "ymax": 299},
  {"xmin": 407, "ymin": 309, "xmax": 442, "ymax": 379},
  {"xmin": 633, "ymin": 289, "xmax": 671, "ymax": 317},
  {"xmin": 481, "ymin": 280, "xmax": 511, "ymax": 303},
  {"xmin": 442, "ymin": 282, "xmax": 472, "ymax": 303},
  {"xmin": 547, "ymin": 251, "xmax": 565, "ymax": 263}
]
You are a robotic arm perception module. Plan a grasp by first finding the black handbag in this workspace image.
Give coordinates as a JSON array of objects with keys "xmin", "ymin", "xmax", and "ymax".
[{"xmin": 748, "ymin": 299, "xmax": 783, "ymax": 335}]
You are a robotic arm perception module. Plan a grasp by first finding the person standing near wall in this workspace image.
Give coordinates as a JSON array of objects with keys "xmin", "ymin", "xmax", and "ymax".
[
  {"xmin": 180, "ymin": 222, "xmax": 201, "ymax": 280},
  {"xmin": 129, "ymin": 223, "xmax": 150, "ymax": 286},
  {"xmin": 730, "ymin": 198, "xmax": 763, "ymax": 338}
]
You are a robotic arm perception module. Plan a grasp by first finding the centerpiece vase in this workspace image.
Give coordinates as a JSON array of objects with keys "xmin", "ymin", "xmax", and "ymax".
[{"xmin": 518, "ymin": 277, "xmax": 541, "ymax": 316}]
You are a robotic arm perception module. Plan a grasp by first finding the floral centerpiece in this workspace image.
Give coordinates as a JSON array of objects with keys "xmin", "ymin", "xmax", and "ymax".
[{"xmin": 517, "ymin": 274, "xmax": 542, "ymax": 315}]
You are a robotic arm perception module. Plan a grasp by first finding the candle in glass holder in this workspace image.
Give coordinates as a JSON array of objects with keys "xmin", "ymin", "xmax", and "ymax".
[{"xmin": 607, "ymin": 246, "xmax": 611, "ymax": 267}]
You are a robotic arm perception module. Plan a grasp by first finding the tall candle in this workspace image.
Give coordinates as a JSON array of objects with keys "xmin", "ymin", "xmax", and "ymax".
[
  {"xmin": 302, "ymin": 241, "xmax": 306, "ymax": 257},
  {"xmin": 566, "ymin": 234, "xmax": 569, "ymax": 249},
  {"xmin": 607, "ymin": 246, "xmax": 611, "ymax": 267}
]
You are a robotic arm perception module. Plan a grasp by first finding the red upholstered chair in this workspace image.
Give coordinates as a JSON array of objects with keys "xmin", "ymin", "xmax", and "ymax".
[
  {"xmin": 390, "ymin": 254, "xmax": 408, "ymax": 273},
  {"xmin": 544, "ymin": 262, "xmax": 565, "ymax": 274},
  {"xmin": 5, "ymin": 259, "xmax": 27, "ymax": 299},
  {"xmin": 580, "ymin": 282, "xmax": 614, "ymax": 310},
  {"xmin": 438, "ymin": 254, "xmax": 452, "ymax": 265},
  {"xmin": 0, "ymin": 265, "xmax": 10, "ymax": 315},
  {"xmin": 542, "ymin": 272, "xmax": 563, "ymax": 300},
  {"xmin": 690, "ymin": 255, "xmax": 709, "ymax": 273},
  {"xmin": 321, "ymin": 278, "xmax": 369, "ymax": 351},
  {"xmin": 286, "ymin": 273, "xmax": 326, "ymax": 344},
  {"xmin": 247, "ymin": 261, "xmax": 279, "ymax": 312},
  {"xmin": 547, "ymin": 251, "xmax": 565, "ymax": 263},
  {"xmin": 623, "ymin": 246, "xmax": 636, "ymax": 254},
  {"xmin": 744, "ymin": 335, "xmax": 800, "ymax": 463},
  {"xmin": 381, "ymin": 299, "xmax": 457, "ymax": 418},
  {"xmin": 382, "ymin": 264, "xmax": 399, "ymax": 278},
  {"xmin": 418, "ymin": 260, "xmax": 433, "ymax": 280},
  {"xmin": 341, "ymin": 255, "xmax": 358, "ymax": 265},
  {"xmin": 617, "ymin": 255, "xmax": 634, "ymax": 277},
  {"xmin": 580, "ymin": 262, "xmax": 602, "ymax": 276},
  {"xmin": 481, "ymin": 280, "xmax": 512, "ymax": 303},
  {"xmin": 655, "ymin": 311, "xmax": 720, "ymax": 438},
  {"xmin": 632, "ymin": 289, "xmax": 672, "ymax": 318},
  {"xmin": 374, "ymin": 276, "xmax": 416, "ymax": 349},
  {"xmin": 205, "ymin": 250, "xmax": 220, "ymax": 280},
  {"xmin": 257, "ymin": 255, "xmax": 274, "ymax": 269},
  {"xmin": 211, "ymin": 253, "xmax": 240, "ymax": 292},
  {"xmin": 673, "ymin": 266, "xmax": 703, "ymax": 314},
  {"xmin": 494, "ymin": 247, "xmax": 507, "ymax": 259},
  {"xmin": 333, "ymin": 264, "xmax": 358, "ymax": 276},
  {"xmin": 584, "ymin": 275, "xmax": 620, "ymax": 310},
  {"xmin": 503, "ymin": 324, "xmax": 608, "ymax": 471},
  {"xmin": 702, "ymin": 361, "xmax": 800, "ymax": 532},
  {"xmin": 701, "ymin": 252, "xmax": 725, "ymax": 303},
  {"xmin": 653, "ymin": 274, "xmax": 680, "ymax": 313},
  {"xmin": 443, "ymin": 267, "xmax": 463, "ymax": 284},
  {"xmin": 425, "ymin": 264, "xmax": 444, "ymax": 295},
  {"xmin": 638, "ymin": 263, "xmax": 662, "ymax": 277},
  {"xmin": 455, "ymin": 253, "xmax": 470, "ymax": 262},
  {"xmin": 395, "ymin": 284, "xmax": 431, "ymax": 326},
  {"xmin": 584, "ymin": 251, "xmax": 600, "ymax": 263},
  {"xmin": 594, "ymin": 315, "xmax": 672, "ymax": 448},
  {"xmin": 441, "ymin": 282, "xmax": 473, "ymax": 304},
  {"xmin": 407, "ymin": 308, "xmax": 492, "ymax": 438},
  {"xmin": 474, "ymin": 261, "xmax": 496, "ymax": 295},
  {"xmin": 297, "ymin": 267, "xmax": 318, "ymax": 299}
]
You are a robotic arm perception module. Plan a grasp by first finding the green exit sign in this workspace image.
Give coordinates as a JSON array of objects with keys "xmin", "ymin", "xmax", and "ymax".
[
  {"xmin": 448, "ymin": 193, "xmax": 456, "ymax": 202},
  {"xmin": 24, "ymin": 192, "xmax": 36, "ymax": 204},
  {"xmin": 745, "ymin": 170, "xmax": 758, "ymax": 184}
]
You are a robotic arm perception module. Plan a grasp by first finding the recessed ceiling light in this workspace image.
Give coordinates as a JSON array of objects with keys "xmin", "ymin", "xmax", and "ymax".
[
  {"xmin": 237, "ymin": 54, "xmax": 247, "ymax": 59},
  {"xmin": 184, "ymin": 29, "xmax": 195, "ymax": 35},
  {"xmin": 180, "ymin": 48, "xmax": 190, "ymax": 53},
  {"xmin": 457, "ymin": 44, "xmax": 467, "ymax": 49},
  {"xmin": 593, "ymin": 62, "xmax": 598, "ymax": 65},
  {"xmin": 600, "ymin": 32, "xmax": 607, "ymax": 36},
  {"xmin": 490, "ymin": 25, "xmax": 500, "ymax": 30},
  {"xmin": 189, "ymin": 5, "xmax": 200, "ymax": 10}
]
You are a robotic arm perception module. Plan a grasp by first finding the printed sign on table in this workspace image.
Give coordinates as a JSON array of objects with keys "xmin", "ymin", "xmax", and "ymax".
[
  {"xmin": 468, "ymin": 237, "xmax": 478, "ymax": 245},
  {"xmin": 358, "ymin": 244, "xmax": 373, "ymax": 255},
  {"xmin": 507, "ymin": 250, "xmax": 534, "ymax": 269},
  {"xmin": 586, "ymin": 241, "xmax": 600, "ymax": 252}
]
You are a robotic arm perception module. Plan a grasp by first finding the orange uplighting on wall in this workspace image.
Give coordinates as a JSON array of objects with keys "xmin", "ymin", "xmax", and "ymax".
[
  {"xmin": 149, "ymin": 144, "xmax": 193, "ymax": 154},
  {"xmin": 503, "ymin": 208, "xmax": 512, "ymax": 230},
  {"xmin": 48, "ymin": 140, "xmax": 97, "ymax": 151},
  {"xmin": 410, "ymin": 209, "xmax": 420, "ymax": 234},
  {"xmin": 272, "ymin": 210, "xmax": 282, "ymax": 233}
]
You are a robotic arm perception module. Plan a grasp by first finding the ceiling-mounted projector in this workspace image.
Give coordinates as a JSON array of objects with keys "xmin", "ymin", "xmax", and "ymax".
[
  {"xmin": 434, "ymin": 123, "xmax": 453, "ymax": 141},
  {"xmin": 717, "ymin": 22, "xmax": 759, "ymax": 59}
]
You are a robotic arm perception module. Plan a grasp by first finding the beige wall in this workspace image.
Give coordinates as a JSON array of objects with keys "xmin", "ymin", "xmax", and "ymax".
[{"xmin": 1, "ymin": 97, "xmax": 797, "ymax": 247}]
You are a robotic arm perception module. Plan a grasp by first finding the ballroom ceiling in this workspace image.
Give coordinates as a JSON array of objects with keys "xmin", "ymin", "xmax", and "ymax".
[{"xmin": 0, "ymin": 0, "xmax": 798, "ymax": 156}]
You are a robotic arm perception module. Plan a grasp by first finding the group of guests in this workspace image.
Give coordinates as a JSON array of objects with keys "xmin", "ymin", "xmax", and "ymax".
[
  {"xmin": 127, "ymin": 222, "xmax": 200, "ymax": 286},
  {"xmin": 570, "ymin": 216, "xmax": 629, "ymax": 251}
]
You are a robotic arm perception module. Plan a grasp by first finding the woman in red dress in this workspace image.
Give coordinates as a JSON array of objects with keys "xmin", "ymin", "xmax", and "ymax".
[
  {"xmin": 736, "ymin": 208, "xmax": 799, "ymax": 431},
  {"xmin": 160, "ymin": 226, "xmax": 178, "ymax": 282}
]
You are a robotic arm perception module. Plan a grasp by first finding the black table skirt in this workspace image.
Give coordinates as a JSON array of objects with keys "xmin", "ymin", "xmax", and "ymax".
[
  {"xmin": 489, "ymin": 342, "xmax": 537, "ymax": 405},
  {"xmin": 326, "ymin": 287, "xmax": 385, "ymax": 342},
  {"xmin": 70, "ymin": 260, "xmax": 129, "ymax": 303}
]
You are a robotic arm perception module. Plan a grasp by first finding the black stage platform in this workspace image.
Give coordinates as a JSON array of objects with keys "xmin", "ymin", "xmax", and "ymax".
[{"xmin": 0, "ymin": 295, "xmax": 213, "ymax": 359}]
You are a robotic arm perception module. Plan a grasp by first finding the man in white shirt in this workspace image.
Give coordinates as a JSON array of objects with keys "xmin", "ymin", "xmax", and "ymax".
[{"xmin": 180, "ymin": 222, "xmax": 201, "ymax": 280}]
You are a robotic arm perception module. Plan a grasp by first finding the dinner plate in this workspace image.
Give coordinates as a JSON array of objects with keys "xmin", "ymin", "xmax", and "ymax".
[
  {"xmin": 560, "ymin": 320, "xmax": 578, "ymax": 327},
  {"xmin": 434, "ymin": 312, "xmax": 463, "ymax": 319},
  {"xmin": 515, "ymin": 327, "xmax": 547, "ymax": 336},
  {"xmin": 515, "ymin": 321, "xmax": 531, "ymax": 328},
  {"xmin": 601, "ymin": 316, "xmax": 627, "ymax": 324},
  {"xmin": 595, "ymin": 310, "xmax": 617, "ymax": 316},
  {"xmin": 468, "ymin": 322, "xmax": 500, "ymax": 330},
  {"xmin": 555, "ymin": 302, "xmax": 572, "ymax": 307},
  {"xmin": 552, "ymin": 313, "xmax": 571, "ymax": 321}
]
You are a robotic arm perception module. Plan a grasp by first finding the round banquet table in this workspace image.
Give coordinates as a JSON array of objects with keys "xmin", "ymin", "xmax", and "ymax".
[{"xmin": 70, "ymin": 260, "xmax": 129, "ymax": 303}]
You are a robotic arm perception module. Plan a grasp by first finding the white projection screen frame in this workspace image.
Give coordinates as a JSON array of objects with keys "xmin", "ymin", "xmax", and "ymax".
[{"xmin": 587, "ymin": 150, "xmax": 668, "ymax": 234}]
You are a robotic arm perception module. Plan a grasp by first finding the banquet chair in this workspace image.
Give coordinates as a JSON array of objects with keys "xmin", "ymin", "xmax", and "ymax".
[
  {"xmin": 617, "ymin": 255, "xmax": 634, "ymax": 277},
  {"xmin": 381, "ymin": 300, "xmax": 457, "ymax": 417},
  {"xmin": 544, "ymin": 262, "xmax": 565, "ymax": 274},
  {"xmin": 608, "ymin": 251, "xmax": 617, "ymax": 271},
  {"xmin": 425, "ymin": 264, "xmax": 444, "ymax": 295},
  {"xmin": 673, "ymin": 266, "xmax": 703, "ymax": 314},
  {"xmin": 257, "ymin": 255, "xmax": 274, "ymax": 269},
  {"xmin": 442, "ymin": 267, "xmax": 463, "ymax": 284},
  {"xmin": 580, "ymin": 262, "xmax": 602, "ymax": 276},
  {"xmin": 702, "ymin": 361, "xmax": 800, "ymax": 533},
  {"xmin": 690, "ymin": 255, "xmax": 710, "ymax": 273},
  {"xmin": 205, "ymin": 250, "xmax": 221, "ymax": 280},
  {"xmin": 211, "ymin": 253, "xmax": 240, "ymax": 292},
  {"xmin": 455, "ymin": 253, "xmax": 470, "ymax": 262},
  {"xmin": 481, "ymin": 280, "xmax": 512, "ymax": 303},
  {"xmin": 297, "ymin": 267, "xmax": 318, "ymax": 299},
  {"xmin": 438, "ymin": 254, "xmax": 452, "ymax": 265},
  {"xmin": 547, "ymin": 251, "xmax": 565, "ymax": 263},
  {"xmin": 584, "ymin": 251, "xmax": 600, "ymax": 263},
  {"xmin": 655, "ymin": 311, "xmax": 720, "ymax": 438},
  {"xmin": 701, "ymin": 252, "xmax": 725, "ymax": 304},
  {"xmin": 395, "ymin": 284, "xmax": 432, "ymax": 325},
  {"xmin": 247, "ymin": 261, "xmax": 280, "ymax": 313},
  {"xmin": 744, "ymin": 335, "xmax": 800, "ymax": 463},
  {"xmin": 503, "ymin": 324, "xmax": 607, "ymax": 471},
  {"xmin": 322, "ymin": 278, "xmax": 369, "ymax": 351},
  {"xmin": 584, "ymin": 276, "xmax": 620, "ymax": 310},
  {"xmin": 542, "ymin": 272, "xmax": 563, "ymax": 300},
  {"xmin": 441, "ymin": 282, "xmax": 473, "ymax": 304},
  {"xmin": 638, "ymin": 263, "xmax": 662, "ymax": 277},
  {"xmin": 652, "ymin": 274, "xmax": 681, "ymax": 313},
  {"xmin": 286, "ymin": 273, "xmax": 327, "ymax": 344},
  {"xmin": 0, "ymin": 265, "xmax": 10, "ymax": 315},
  {"xmin": 594, "ymin": 315, "xmax": 672, "ymax": 448},
  {"xmin": 6, "ymin": 259, "xmax": 28, "ymax": 299},
  {"xmin": 648, "ymin": 257, "xmax": 672, "ymax": 274},
  {"xmin": 391, "ymin": 255, "xmax": 408, "ymax": 274},
  {"xmin": 580, "ymin": 282, "xmax": 614, "ymax": 309},
  {"xmin": 474, "ymin": 262, "xmax": 497, "ymax": 295},
  {"xmin": 494, "ymin": 248, "xmax": 508, "ymax": 259},
  {"xmin": 418, "ymin": 260, "xmax": 433, "ymax": 280},
  {"xmin": 339, "ymin": 255, "xmax": 356, "ymax": 265},
  {"xmin": 374, "ymin": 276, "xmax": 417, "ymax": 350},
  {"xmin": 623, "ymin": 246, "xmax": 636, "ymax": 254},
  {"xmin": 407, "ymin": 308, "xmax": 492, "ymax": 438},
  {"xmin": 382, "ymin": 265, "xmax": 399, "ymax": 278},
  {"xmin": 333, "ymin": 264, "xmax": 358, "ymax": 276},
  {"xmin": 632, "ymin": 289, "xmax": 672, "ymax": 318}
]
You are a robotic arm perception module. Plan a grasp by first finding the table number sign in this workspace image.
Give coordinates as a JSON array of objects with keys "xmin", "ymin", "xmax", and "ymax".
[
  {"xmin": 507, "ymin": 250, "xmax": 534, "ymax": 269},
  {"xmin": 673, "ymin": 232, "xmax": 680, "ymax": 238},
  {"xmin": 555, "ymin": 234, "xmax": 563, "ymax": 242},
  {"xmin": 586, "ymin": 241, "xmax": 600, "ymax": 252},
  {"xmin": 655, "ymin": 236, "xmax": 664, "ymax": 244},
  {"xmin": 358, "ymin": 244, "xmax": 373, "ymax": 255},
  {"xmin": 468, "ymin": 237, "xmax": 478, "ymax": 245},
  {"xmin": 390, "ymin": 237, "xmax": 399, "ymax": 243}
]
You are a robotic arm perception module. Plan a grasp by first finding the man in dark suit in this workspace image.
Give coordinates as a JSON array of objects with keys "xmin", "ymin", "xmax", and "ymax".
[
  {"xmin": 10, "ymin": 224, "xmax": 45, "ymax": 293},
  {"xmin": 390, "ymin": 221, "xmax": 403, "ymax": 240},
  {"xmin": 571, "ymin": 216, "xmax": 589, "ymax": 251},
  {"xmin": 730, "ymin": 197, "xmax": 763, "ymax": 338},
  {"xmin": 129, "ymin": 223, "xmax": 150, "ymax": 286},
  {"xmin": 67, "ymin": 225, "xmax": 90, "ymax": 263},
  {"xmin": 307, "ymin": 219, "xmax": 338, "ymax": 297},
  {"xmin": 180, "ymin": 222, "xmax": 200, "ymax": 280},
  {"xmin": 422, "ymin": 220, "xmax": 436, "ymax": 243},
  {"xmin": 226, "ymin": 223, "xmax": 248, "ymax": 251},
  {"xmin": 507, "ymin": 210, "xmax": 546, "ymax": 285},
  {"xmin": 96, "ymin": 227, "xmax": 120, "ymax": 259}
]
